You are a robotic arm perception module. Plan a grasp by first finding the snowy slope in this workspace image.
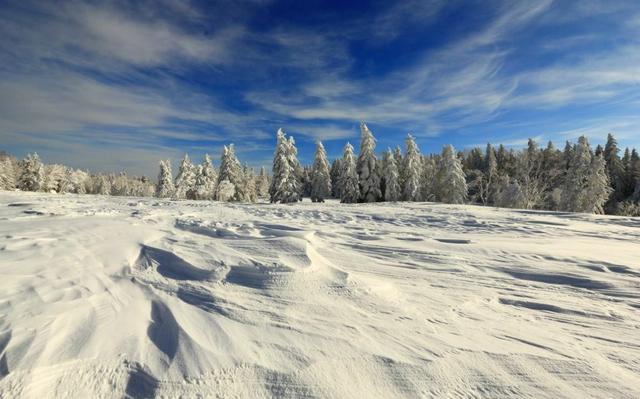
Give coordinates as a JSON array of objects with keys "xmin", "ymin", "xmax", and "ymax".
[{"xmin": 0, "ymin": 191, "xmax": 639, "ymax": 398}]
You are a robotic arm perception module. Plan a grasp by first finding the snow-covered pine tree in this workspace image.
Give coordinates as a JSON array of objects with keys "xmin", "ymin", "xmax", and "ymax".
[
  {"xmin": 435, "ymin": 145, "xmax": 467, "ymax": 204},
  {"xmin": 287, "ymin": 136, "xmax": 303, "ymax": 201},
  {"xmin": 561, "ymin": 136, "xmax": 611, "ymax": 213},
  {"xmin": 382, "ymin": 149, "xmax": 400, "ymax": 201},
  {"xmin": 194, "ymin": 154, "xmax": 217, "ymax": 200},
  {"xmin": 174, "ymin": 154, "xmax": 196, "ymax": 199},
  {"xmin": 357, "ymin": 122, "xmax": 381, "ymax": 202},
  {"xmin": 420, "ymin": 155, "xmax": 437, "ymax": 202},
  {"xmin": 483, "ymin": 143, "xmax": 498, "ymax": 205},
  {"xmin": 603, "ymin": 133, "xmax": 625, "ymax": 210},
  {"xmin": 269, "ymin": 129, "xmax": 300, "ymax": 203},
  {"xmin": 256, "ymin": 166, "xmax": 270, "ymax": 199},
  {"xmin": 42, "ymin": 164, "xmax": 69, "ymax": 193},
  {"xmin": 402, "ymin": 135, "xmax": 421, "ymax": 201},
  {"xmin": 239, "ymin": 164, "xmax": 257, "ymax": 202},
  {"xmin": 156, "ymin": 159, "xmax": 174, "ymax": 198},
  {"xmin": 0, "ymin": 154, "xmax": 17, "ymax": 191},
  {"xmin": 68, "ymin": 169, "xmax": 88, "ymax": 194},
  {"xmin": 585, "ymin": 153, "xmax": 612, "ymax": 214},
  {"xmin": 330, "ymin": 158, "xmax": 342, "ymax": 198},
  {"xmin": 310, "ymin": 141, "xmax": 332, "ymax": 202},
  {"xmin": 18, "ymin": 153, "xmax": 44, "ymax": 192},
  {"xmin": 216, "ymin": 145, "xmax": 242, "ymax": 201},
  {"xmin": 216, "ymin": 180, "xmax": 235, "ymax": 202},
  {"xmin": 339, "ymin": 142, "xmax": 359, "ymax": 203}
]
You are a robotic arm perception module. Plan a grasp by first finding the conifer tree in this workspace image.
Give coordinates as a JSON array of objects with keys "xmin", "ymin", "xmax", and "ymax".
[
  {"xmin": 310, "ymin": 141, "xmax": 331, "ymax": 202},
  {"xmin": 18, "ymin": 153, "xmax": 44, "ymax": 192},
  {"xmin": 217, "ymin": 145, "xmax": 242, "ymax": 201},
  {"xmin": 174, "ymin": 154, "xmax": 196, "ymax": 199},
  {"xmin": 421, "ymin": 155, "xmax": 437, "ymax": 202},
  {"xmin": 156, "ymin": 159, "xmax": 174, "ymax": 198},
  {"xmin": 287, "ymin": 136, "xmax": 303, "ymax": 201},
  {"xmin": 402, "ymin": 135, "xmax": 421, "ymax": 201},
  {"xmin": 330, "ymin": 158, "xmax": 342, "ymax": 198},
  {"xmin": 382, "ymin": 149, "xmax": 400, "ymax": 201},
  {"xmin": 194, "ymin": 154, "xmax": 216, "ymax": 200},
  {"xmin": 339, "ymin": 143, "xmax": 359, "ymax": 203},
  {"xmin": 357, "ymin": 122, "xmax": 381, "ymax": 202},
  {"xmin": 256, "ymin": 166, "xmax": 270, "ymax": 199},
  {"xmin": 561, "ymin": 136, "xmax": 611, "ymax": 213},
  {"xmin": 270, "ymin": 129, "xmax": 300, "ymax": 203},
  {"xmin": 435, "ymin": 145, "xmax": 467, "ymax": 204}
]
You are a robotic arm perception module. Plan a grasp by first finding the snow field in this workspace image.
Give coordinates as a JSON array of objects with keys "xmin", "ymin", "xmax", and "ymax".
[{"xmin": 0, "ymin": 191, "xmax": 639, "ymax": 398}]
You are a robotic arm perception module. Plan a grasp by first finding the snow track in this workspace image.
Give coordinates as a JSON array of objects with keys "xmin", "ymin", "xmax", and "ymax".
[{"xmin": 1, "ymin": 192, "xmax": 639, "ymax": 398}]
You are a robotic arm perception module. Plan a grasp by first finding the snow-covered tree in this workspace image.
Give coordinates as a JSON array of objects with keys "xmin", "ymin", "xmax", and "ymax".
[
  {"xmin": 561, "ymin": 136, "xmax": 611, "ymax": 213},
  {"xmin": 402, "ymin": 135, "xmax": 421, "ymax": 201},
  {"xmin": 216, "ymin": 180, "xmax": 235, "ymax": 202},
  {"xmin": 111, "ymin": 172, "xmax": 127, "ymax": 196},
  {"xmin": 287, "ymin": 136, "xmax": 303, "ymax": 200},
  {"xmin": 310, "ymin": 141, "xmax": 332, "ymax": 202},
  {"xmin": 194, "ymin": 154, "xmax": 217, "ymax": 200},
  {"xmin": 256, "ymin": 166, "xmax": 270, "ymax": 199},
  {"xmin": 97, "ymin": 174, "xmax": 112, "ymax": 196},
  {"xmin": 420, "ymin": 156, "xmax": 437, "ymax": 202},
  {"xmin": 496, "ymin": 178, "xmax": 526, "ymax": 209},
  {"xmin": 68, "ymin": 169, "xmax": 88, "ymax": 194},
  {"xmin": 0, "ymin": 154, "xmax": 17, "ymax": 191},
  {"xmin": 42, "ymin": 164, "xmax": 69, "ymax": 193},
  {"xmin": 339, "ymin": 142, "xmax": 359, "ymax": 203},
  {"xmin": 435, "ymin": 145, "xmax": 467, "ymax": 204},
  {"xmin": 217, "ymin": 145, "xmax": 242, "ymax": 201},
  {"xmin": 382, "ymin": 149, "xmax": 400, "ymax": 201},
  {"xmin": 18, "ymin": 153, "xmax": 44, "ymax": 192},
  {"xmin": 238, "ymin": 164, "xmax": 257, "ymax": 202},
  {"xmin": 174, "ymin": 154, "xmax": 196, "ymax": 200},
  {"xmin": 483, "ymin": 144, "xmax": 498, "ymax": 205},
  {"xmin": 357, "ymin": 122, "xmax": 381, "ymax": 202},
  {"xmin": 270, "ymin": 129, "xmax": 301, "ymax": 203},
  {"xmin": 156, "ymin": 159, "xmax": 174, "ymax": 198},
  {"xmin": 330, "ymin": 158, "xmax": 342, "ymax": 198}
]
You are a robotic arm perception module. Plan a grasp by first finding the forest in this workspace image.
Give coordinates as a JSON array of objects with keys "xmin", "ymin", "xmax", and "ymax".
[{"xmin": 2, "ymin": 124, "xmax": 639, "ymax": 216}]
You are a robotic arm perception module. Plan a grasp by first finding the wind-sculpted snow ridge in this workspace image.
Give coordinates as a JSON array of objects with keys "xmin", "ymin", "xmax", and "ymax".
[{"xmin": 1, "ymin": 192, "xmax": 639, "ymax": 398}]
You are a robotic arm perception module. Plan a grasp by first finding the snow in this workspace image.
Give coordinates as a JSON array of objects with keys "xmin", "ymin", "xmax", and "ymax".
[{"xmin": 1, "ymin": 191, "xmax": 639, "ymax": 398}]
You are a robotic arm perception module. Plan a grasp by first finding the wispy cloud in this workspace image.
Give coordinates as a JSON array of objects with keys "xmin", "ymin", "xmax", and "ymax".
[{"xmin": 1, "ymin": 0, "xmax": 639, "ymax": 176}]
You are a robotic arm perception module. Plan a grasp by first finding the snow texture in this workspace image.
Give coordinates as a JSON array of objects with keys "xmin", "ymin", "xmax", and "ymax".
[{"xmin": 0, "ymin": 191, "xmax": 639, "ymax": 398}]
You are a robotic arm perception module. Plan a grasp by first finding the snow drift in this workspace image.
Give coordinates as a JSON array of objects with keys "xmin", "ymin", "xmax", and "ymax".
[{"xmin": 0, "ymin": 191, "xmax": 639, "ymax": 398}]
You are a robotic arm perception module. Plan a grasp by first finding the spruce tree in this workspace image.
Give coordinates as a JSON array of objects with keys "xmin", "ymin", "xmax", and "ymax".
[
  {"xmin": 357, "ymin": 122, "xmax": 381, "ymax": 202},
  {"xmin": 382, "ymin": 149, "xmax": 400, "ymax": 201},
  {"xmin": 18, "ymin": 153, "xmax": 44, "ymax": 192},
  {"xmin": 310, "ymin": 141, "xmax": 332, "ymax": 202},
  {"xmin": 561, "ymin": 136, "xmax": 611, "ymax": 213},
  {"xmin": 256, "ymin": 166, "xmax": 270, "ymax": 199},
  {"xmin": 339, "ymin": 143, "xmax": 359, "ymax": 203},
  {"xmin": 435, "ymin": 145, "xmax": 467, "ymax": 204},
  {"xmin": 174, "ymin": 154, "xmax": 196, "ymax": 200},
  {"xmin": 420, "ymin": 155, "xmax": 437, "ymax": 202},
  {"xmin": 287, "ymin": 136, "xmax": 303, "ymax": 201},
  {"xmin": 155, "ymin": 159, "xmax": 174, "ymax": 198},
  {"xmin": 194, "ymin": 154, "xmax": 216, "ymax": 200},
  {"xmin": 217, "ymin": 145, "xmax": 242, "ymax": 201},
  {"xmin": 270, "ymin": 129, "xmax": 300, "ymax": 203},
  {"xmin": 402, "ymin": 134, "xmax": 421, "ymax": 201},
  {"xmin": 330, "ymin": 158, "xmax": 342, "ymax": 198}
]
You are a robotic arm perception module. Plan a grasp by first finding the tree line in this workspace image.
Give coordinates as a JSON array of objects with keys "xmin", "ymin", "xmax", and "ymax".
[{"xmin": 1, "ymin": 125, "xmax": 639, "ymax": 215}]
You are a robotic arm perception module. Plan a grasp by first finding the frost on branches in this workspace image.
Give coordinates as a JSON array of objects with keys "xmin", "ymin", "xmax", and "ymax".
[{"xmin": 357, "ymin": 122, "xmax": 381, "ymax": 202}]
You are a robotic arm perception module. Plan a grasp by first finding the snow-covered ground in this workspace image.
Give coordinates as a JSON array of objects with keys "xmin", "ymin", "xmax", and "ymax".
[{"xmin": 0, "ymin": 191, "xmax": 639, "ymax": 398}]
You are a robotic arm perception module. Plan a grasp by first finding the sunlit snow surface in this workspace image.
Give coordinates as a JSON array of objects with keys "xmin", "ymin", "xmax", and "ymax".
[{"xmin": 0, "ymin": 191, "xmax": 639, "ymax": 398}]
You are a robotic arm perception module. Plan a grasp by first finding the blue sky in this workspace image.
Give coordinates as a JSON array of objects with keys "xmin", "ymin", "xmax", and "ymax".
[{"xmin": 1, "ymin": 0, "xmax": 639, "ymax": 177}]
